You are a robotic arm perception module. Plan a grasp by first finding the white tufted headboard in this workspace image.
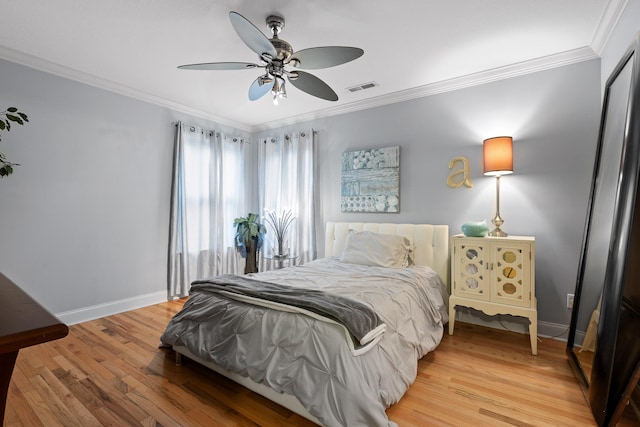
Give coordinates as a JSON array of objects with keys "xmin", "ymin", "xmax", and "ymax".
[{"xmin": 324, "ymin": 222, "xmax": 450, "ymax": 288}]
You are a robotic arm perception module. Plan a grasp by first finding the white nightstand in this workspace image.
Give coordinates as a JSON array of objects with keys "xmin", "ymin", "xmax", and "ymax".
[{"xmin": 449, "ymin": 234, "xmax": 538, "ymax": 355}]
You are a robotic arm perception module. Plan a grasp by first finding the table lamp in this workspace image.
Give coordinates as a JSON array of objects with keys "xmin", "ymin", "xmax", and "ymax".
[{"xmin": 483, "ymin": 136, "xmax": 513, "ymax": 237}]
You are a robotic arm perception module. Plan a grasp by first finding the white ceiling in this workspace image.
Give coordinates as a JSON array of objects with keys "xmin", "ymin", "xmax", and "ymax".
[{"xmin": 0, "ymin": 0, "xmax": 620, "ymax": 131}]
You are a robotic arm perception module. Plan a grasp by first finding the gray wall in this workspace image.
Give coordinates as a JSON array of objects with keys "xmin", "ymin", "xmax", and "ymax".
[
  {"xmin": 257, "ymin": 59, "xmax": 602, "ymax": 331},
  {"xmin": 0, "ymin": 58, "xmax": 250, "ymax": 323}
]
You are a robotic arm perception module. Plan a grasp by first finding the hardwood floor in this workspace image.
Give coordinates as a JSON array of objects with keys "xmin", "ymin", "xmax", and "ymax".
[{"xmin": 4, "ymin": 299, "xmax": 636, "ymax": 426}]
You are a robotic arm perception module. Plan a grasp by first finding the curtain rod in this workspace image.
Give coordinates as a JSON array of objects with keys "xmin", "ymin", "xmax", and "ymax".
[
  {"xmin": 173, "ymin": 121, "xmax": 319, "ymax": 142},
  {"xmin": 172, "ymin": 121, "xmax": 252, "ymax": 143},
  {"xmin": 266, "ymin": 129, "xmax": 316, "ymax": 143}
]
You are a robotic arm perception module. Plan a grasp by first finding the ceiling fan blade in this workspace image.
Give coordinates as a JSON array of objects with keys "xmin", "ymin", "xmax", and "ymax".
[
  {"xmin": 178, "ymin": 62, "xmax": 259, "ymax": 70},
  {"xmin": 229, "ymin": 11, "xmax": 277, "ymax": 59},
  {"xmin": 290, "ymin": 47, "xmax": 364, "ymax": 70},
  {"xmin": 288, "ymin": 71, "xmax": 338, "ymax": 101},
  {"xmin": 248, "ymin": 76, "xmax": 275, "ymax": 101}
]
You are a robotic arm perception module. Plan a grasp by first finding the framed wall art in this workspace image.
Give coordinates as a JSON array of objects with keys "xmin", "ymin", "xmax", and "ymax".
[{"xmin": 341, "ymin": 146, "xmax": 400, "ymax": 213}]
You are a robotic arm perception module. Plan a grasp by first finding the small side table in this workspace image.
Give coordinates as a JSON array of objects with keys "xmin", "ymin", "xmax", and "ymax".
[{"xmin": 263, "ymin": 255, "xmax": 298, "ymax": 270}]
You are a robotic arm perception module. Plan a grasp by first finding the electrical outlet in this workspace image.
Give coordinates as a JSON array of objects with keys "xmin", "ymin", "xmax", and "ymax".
[{"xmin": 567, "ymin": 293, "xmax": 575, "ymax": 309}]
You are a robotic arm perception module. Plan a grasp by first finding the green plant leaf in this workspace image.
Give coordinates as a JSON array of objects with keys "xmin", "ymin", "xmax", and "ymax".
[
  {"xmin": 6, "ymin": 114, "xmax": 23, "ymax": 125},
  {"xmin": 0, "ymin": 164, "xmax": 13, "ymax": 177},
  {"xmin": 1, "ymin": 106, "xmax": 29, "ymax": 176}
]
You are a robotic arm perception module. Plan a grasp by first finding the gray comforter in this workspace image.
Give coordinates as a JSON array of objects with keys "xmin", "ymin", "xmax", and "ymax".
[
  {"xmin": 190, "ymin": 274, "xmax": 386, "ymax": 354},
  {"xmin": 160, "ymin": 257, "xmax": 448, "ymax": 427}
]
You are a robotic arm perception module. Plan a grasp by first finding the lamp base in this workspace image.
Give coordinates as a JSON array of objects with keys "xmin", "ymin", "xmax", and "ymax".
[
  {"xmin": 488, "ymin": 175, "xmax": 508, "ymax": 238},
  {"xmin": 488, "ymin": 227, "xmax": 508, "ymax": 237}
]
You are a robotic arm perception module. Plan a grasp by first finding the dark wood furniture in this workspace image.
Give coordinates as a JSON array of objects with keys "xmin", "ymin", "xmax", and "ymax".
[{"xmin": 0, "ymin": 273, "xmax": 68, "ymax": 425}]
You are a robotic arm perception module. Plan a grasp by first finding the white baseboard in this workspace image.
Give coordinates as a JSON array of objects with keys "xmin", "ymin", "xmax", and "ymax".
[
  {"xmin": 454, "ymin": 307, "xmax": 571, "ymax": 342},
  {"xmin": 55, "ymin": 291, "xmax": 168, "ymax": 325}
]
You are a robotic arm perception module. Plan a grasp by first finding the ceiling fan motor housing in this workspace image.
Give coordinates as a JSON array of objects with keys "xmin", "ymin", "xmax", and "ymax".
[{"xmin": 269, "ymin": 38, "xmax": 293, "ymax": 61}]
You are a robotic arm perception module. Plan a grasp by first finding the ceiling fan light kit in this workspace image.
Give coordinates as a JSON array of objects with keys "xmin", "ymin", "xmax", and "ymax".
[{"xmin": 178, "ymin": 11, "xmax": 364, "ymax": 104}]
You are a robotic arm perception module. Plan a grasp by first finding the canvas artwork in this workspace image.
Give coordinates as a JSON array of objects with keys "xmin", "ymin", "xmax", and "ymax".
[{"xmin": 341, "ymin": 146, "xmax": 400, "ymax": 213}]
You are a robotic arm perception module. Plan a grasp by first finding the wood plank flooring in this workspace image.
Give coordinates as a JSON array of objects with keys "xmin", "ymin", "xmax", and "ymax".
[{"xmin": 4, "ymin": 299, "xmax": 637, "ymax": 426}]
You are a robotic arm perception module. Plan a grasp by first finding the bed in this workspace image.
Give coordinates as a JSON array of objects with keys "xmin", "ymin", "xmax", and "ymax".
[{"xmin": 160, "ymin": 222, "xmax": 449, "ymax": 427}]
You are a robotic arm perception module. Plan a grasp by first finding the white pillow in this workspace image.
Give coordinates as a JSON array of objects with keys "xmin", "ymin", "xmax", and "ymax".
[{"xmin": 339, "ymin": 230, "xmax": 412, "ymax": 268}]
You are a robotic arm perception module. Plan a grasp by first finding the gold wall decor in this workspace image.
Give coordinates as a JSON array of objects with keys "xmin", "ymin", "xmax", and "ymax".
[{"xmin": 447, "ymin": 156, "xmax": 473, "ymax": 188}]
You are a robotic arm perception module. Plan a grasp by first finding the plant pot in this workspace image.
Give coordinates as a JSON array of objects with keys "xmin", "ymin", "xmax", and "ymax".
[{"xmin": 244, "ymin": 238, "xmax": 258, "ymax": 274}]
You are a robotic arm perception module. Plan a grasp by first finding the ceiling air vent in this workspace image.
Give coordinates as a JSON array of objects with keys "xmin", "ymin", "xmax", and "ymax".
[{"xmin": 347, "ymin": 82, "xmax": 378, "ymax": 93}]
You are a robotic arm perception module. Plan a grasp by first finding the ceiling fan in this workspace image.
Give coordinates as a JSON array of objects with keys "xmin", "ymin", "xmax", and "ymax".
[{"xmin": 178, "ymin": 11, "xmax": 364, "ymax": 105}]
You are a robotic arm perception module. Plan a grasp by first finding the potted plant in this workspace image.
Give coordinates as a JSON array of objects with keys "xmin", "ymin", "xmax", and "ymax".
[
  {"xmin": 234, "ymin": 213, "xmax": 266, "ymax": 274},
  {"xmin": 0, "ymin": 107, "xmax": 29, "ymax": 177}
]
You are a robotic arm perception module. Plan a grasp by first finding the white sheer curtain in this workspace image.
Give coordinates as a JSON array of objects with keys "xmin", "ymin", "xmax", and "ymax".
[
  {"xmin": 258, "ymin": 129, "xmax": 316, "ymax": 270},
  {"xmin": 168, "ymin": 122, "xmax": 250, "ymax": 298}
]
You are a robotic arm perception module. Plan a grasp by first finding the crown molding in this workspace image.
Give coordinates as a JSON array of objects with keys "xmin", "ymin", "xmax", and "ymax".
[
  {"xmin": 252, "ymin": 46, "xmax": 599, "ymax": 131},
  {"xmin": 0, "ymin": 45, "xmax": 253, "ymax": 132},
  {"xmin": 0, "ymin": 43, "xmax": 600, "ymax": 134},
  {"xmin": 590, "ymin": 0, "xmax": 629, "ymax": 55}
]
